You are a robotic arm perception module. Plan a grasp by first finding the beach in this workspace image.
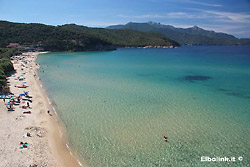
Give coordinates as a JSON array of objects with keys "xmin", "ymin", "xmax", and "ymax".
[{"xmin": 0, "ymin": 52, "xmax": 82, "ymax": 167}]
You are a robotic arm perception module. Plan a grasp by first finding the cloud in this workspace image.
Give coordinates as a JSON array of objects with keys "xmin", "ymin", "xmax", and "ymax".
[
  {"xmin": 118, "ymin": 9, "xmax": 250, "ymax": 25},
  {"xmin": 146, "ymin": 0, "xmax": 222, "ymax": 7},
  {"xmin": 190, "ymin": 9, "xmax": 250, "ymax": 23},
  {"xmin": 117, "ymin": 14, "xmax": 171, "ymax": 19},
  {"xmin": 117, "ymin": 12, "xmax": 211, "ymax": 19},
  {"xmin": 184, "ymin": 0, "xmax": 222, "ymax": 7}
]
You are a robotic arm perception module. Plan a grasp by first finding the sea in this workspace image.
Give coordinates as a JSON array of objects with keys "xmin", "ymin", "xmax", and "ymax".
[{"xmin": 37, "ymin": 46, "xmax": 250, "ymax": 167}]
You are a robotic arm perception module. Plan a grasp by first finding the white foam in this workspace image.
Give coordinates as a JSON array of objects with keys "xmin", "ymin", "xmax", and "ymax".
[
  {"xmin": 66, "ymin": 144, "xmax": 69, "ymax": 149},
  {"xmin": 77, "ymin": 160, "xmax": 83, "ymax": 166},
  {"xmin": 48, "ymin": 98, "xmax": 51, "ymax": 104}
]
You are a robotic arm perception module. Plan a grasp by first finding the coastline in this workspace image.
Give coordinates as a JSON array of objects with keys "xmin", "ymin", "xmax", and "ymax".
[
  {"xmin": 0, "ymin": 52, "xmax": 83, "ymax": 167},
  {"xmin": 35, "ymin": 52, "xmax": 85, "ymax": 167}
]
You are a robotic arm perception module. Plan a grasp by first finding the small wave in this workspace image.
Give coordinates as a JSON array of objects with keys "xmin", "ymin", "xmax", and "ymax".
[{"xmin": 77, "ymin": 160, "xmax": 83, "ymax": 166}]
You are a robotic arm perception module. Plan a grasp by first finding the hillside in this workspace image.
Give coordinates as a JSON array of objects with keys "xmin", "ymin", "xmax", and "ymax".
[
  {"xmin": 107, "ymin": 22, "xmax": 250, "ymax": 45},
  {"xmin": 0, "ymin": 48, "xmax": 20, "ymax": 86},
  {"xmin": 60, "ymin": 24, "xmax": 179, "ymax": 47},
  {"xmin": 0, "ymin": 21, "xmax": 179, "ymax": 52}
]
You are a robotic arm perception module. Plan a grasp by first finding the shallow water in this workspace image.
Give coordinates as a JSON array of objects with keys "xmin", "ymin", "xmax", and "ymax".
[{"xmin": 37, "ymin": 46, "xmax": 250, "ymax": 166}]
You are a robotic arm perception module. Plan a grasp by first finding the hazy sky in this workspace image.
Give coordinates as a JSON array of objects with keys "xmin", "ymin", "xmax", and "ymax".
[{"xmin": 1, "ymin": 0, "xmax": 250, "ymax": 38}]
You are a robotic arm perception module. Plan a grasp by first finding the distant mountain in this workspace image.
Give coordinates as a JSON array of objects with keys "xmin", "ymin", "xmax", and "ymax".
[
  {"xmin": 107, "ymin": 22, "xmax": 250, "ymax": 45},
  {"xmin": 0, "ymin": 21, "xmax": 179, "ymax": 52}
]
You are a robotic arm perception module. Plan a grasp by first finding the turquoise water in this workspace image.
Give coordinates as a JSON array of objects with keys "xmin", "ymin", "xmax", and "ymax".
[{"xmin": 37, "ymin": 46, "xmax": 250, "ymax": 167}]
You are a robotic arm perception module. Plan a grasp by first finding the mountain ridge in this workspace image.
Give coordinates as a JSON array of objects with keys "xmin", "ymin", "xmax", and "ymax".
[{"xmin": 107, "ymin": 21, "xmax": 250, "ymax": 45}]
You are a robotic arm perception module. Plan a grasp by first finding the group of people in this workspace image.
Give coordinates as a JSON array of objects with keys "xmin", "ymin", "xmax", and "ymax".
[{"xmin": 4, "ymin": 92, "xmax": 32, "ymax": 111}]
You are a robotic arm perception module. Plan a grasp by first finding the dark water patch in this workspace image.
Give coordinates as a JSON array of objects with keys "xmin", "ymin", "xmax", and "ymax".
[
  {"xmin": 226, "ymin": 92, "xmax": 250, "ymax": 99},
  {"xmin": 226, "ymin": 92, "xmax": 241, "ymax": 96},
  {"xmin": 215, "ymin": 88, "xmax": 250, "ymax": 99},
  {"xmin": 180, "ymin": 75, "xmax": 212, "ymax": 83},
  {"xmin": 217, "ymin": 88, "xmax": 229, "ymax": 92},
  {"xmin": 137, "ymin": 73, "xmax": 154, "ymax": 77},
  {"xmin": 203, "ymin": 84, "xmax": 211, "ymax": 87}
]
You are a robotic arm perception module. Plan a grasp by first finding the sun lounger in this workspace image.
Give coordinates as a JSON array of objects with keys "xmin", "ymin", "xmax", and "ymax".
[
  {"xmin": 16, "ymin": 85, "xmax": 28, "ymax": 88},
  {"xmin": 23, "ymin": 111, "xmax": 31, "ymax": 114}
]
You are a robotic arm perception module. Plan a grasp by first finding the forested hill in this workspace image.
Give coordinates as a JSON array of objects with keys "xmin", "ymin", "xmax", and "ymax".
[
  {"xmin": 0, "ymin": 48, "xmax": 21, "ymax": 86},
  {"xmin": 107, "ymin": 22, "xmax": 250, "ymax": 45},
  {"xmin": 0, "ymin": 21, "xmax": 179, "ymax": 51},
  {"xmin": 59, "ymin": 24, "xmax": 179, "ymax": 48}
]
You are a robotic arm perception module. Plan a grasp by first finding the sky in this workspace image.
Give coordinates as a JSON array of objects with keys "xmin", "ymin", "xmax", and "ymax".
[{"xmin": 0, "ymin": 0, "xmax": 250, "ymax": 38}]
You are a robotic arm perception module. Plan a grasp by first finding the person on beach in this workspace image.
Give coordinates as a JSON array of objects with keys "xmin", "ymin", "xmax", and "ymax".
[
  {"xmin": 27, "ymin": 102, "xmax": 30, "ymax": 108},
  {"xmin": 163, "ymin": 135, "xmax": 168, "ymax": 142},
  {"xmin": 20, "ymin": 142, "xmax": 29, "ymax": 148},
  {"xmin": 47, "ymin": 109, "xmax": 53, "ymax": 116}
]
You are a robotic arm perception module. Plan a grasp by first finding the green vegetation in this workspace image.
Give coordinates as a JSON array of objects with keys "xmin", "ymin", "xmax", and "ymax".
[
  {"xmin": 0, "ymin": 21, "xmax": 113, "ymax": 51},
  {"xmin": 0, "ymin": 48, "xmax": 20, "ymax": 87},
  {"xmin": 107, "ymin": 22, "xmax": 250, "ymax": 45},
  {"xmin": 0, "ymin": 21, "xmax": 179, "ymax": 52},
  {"xmin": 60, "ymin": 24, "xmax": 179, "ymax": 47}
]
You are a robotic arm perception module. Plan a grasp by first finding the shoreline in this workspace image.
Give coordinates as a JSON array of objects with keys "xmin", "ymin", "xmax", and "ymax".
[
  {"xmin": 34, "ymin": 53, "xmax": 85, "ymax": 167},
  {"xmin": 0, "ymin": 52, "xmax": 84, "ymax": 167}
]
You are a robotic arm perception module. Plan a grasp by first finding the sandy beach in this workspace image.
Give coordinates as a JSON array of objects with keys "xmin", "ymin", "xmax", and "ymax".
[{"xmin": 0, "ymin": 52, "xmax": 82, "ymax": 167}]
